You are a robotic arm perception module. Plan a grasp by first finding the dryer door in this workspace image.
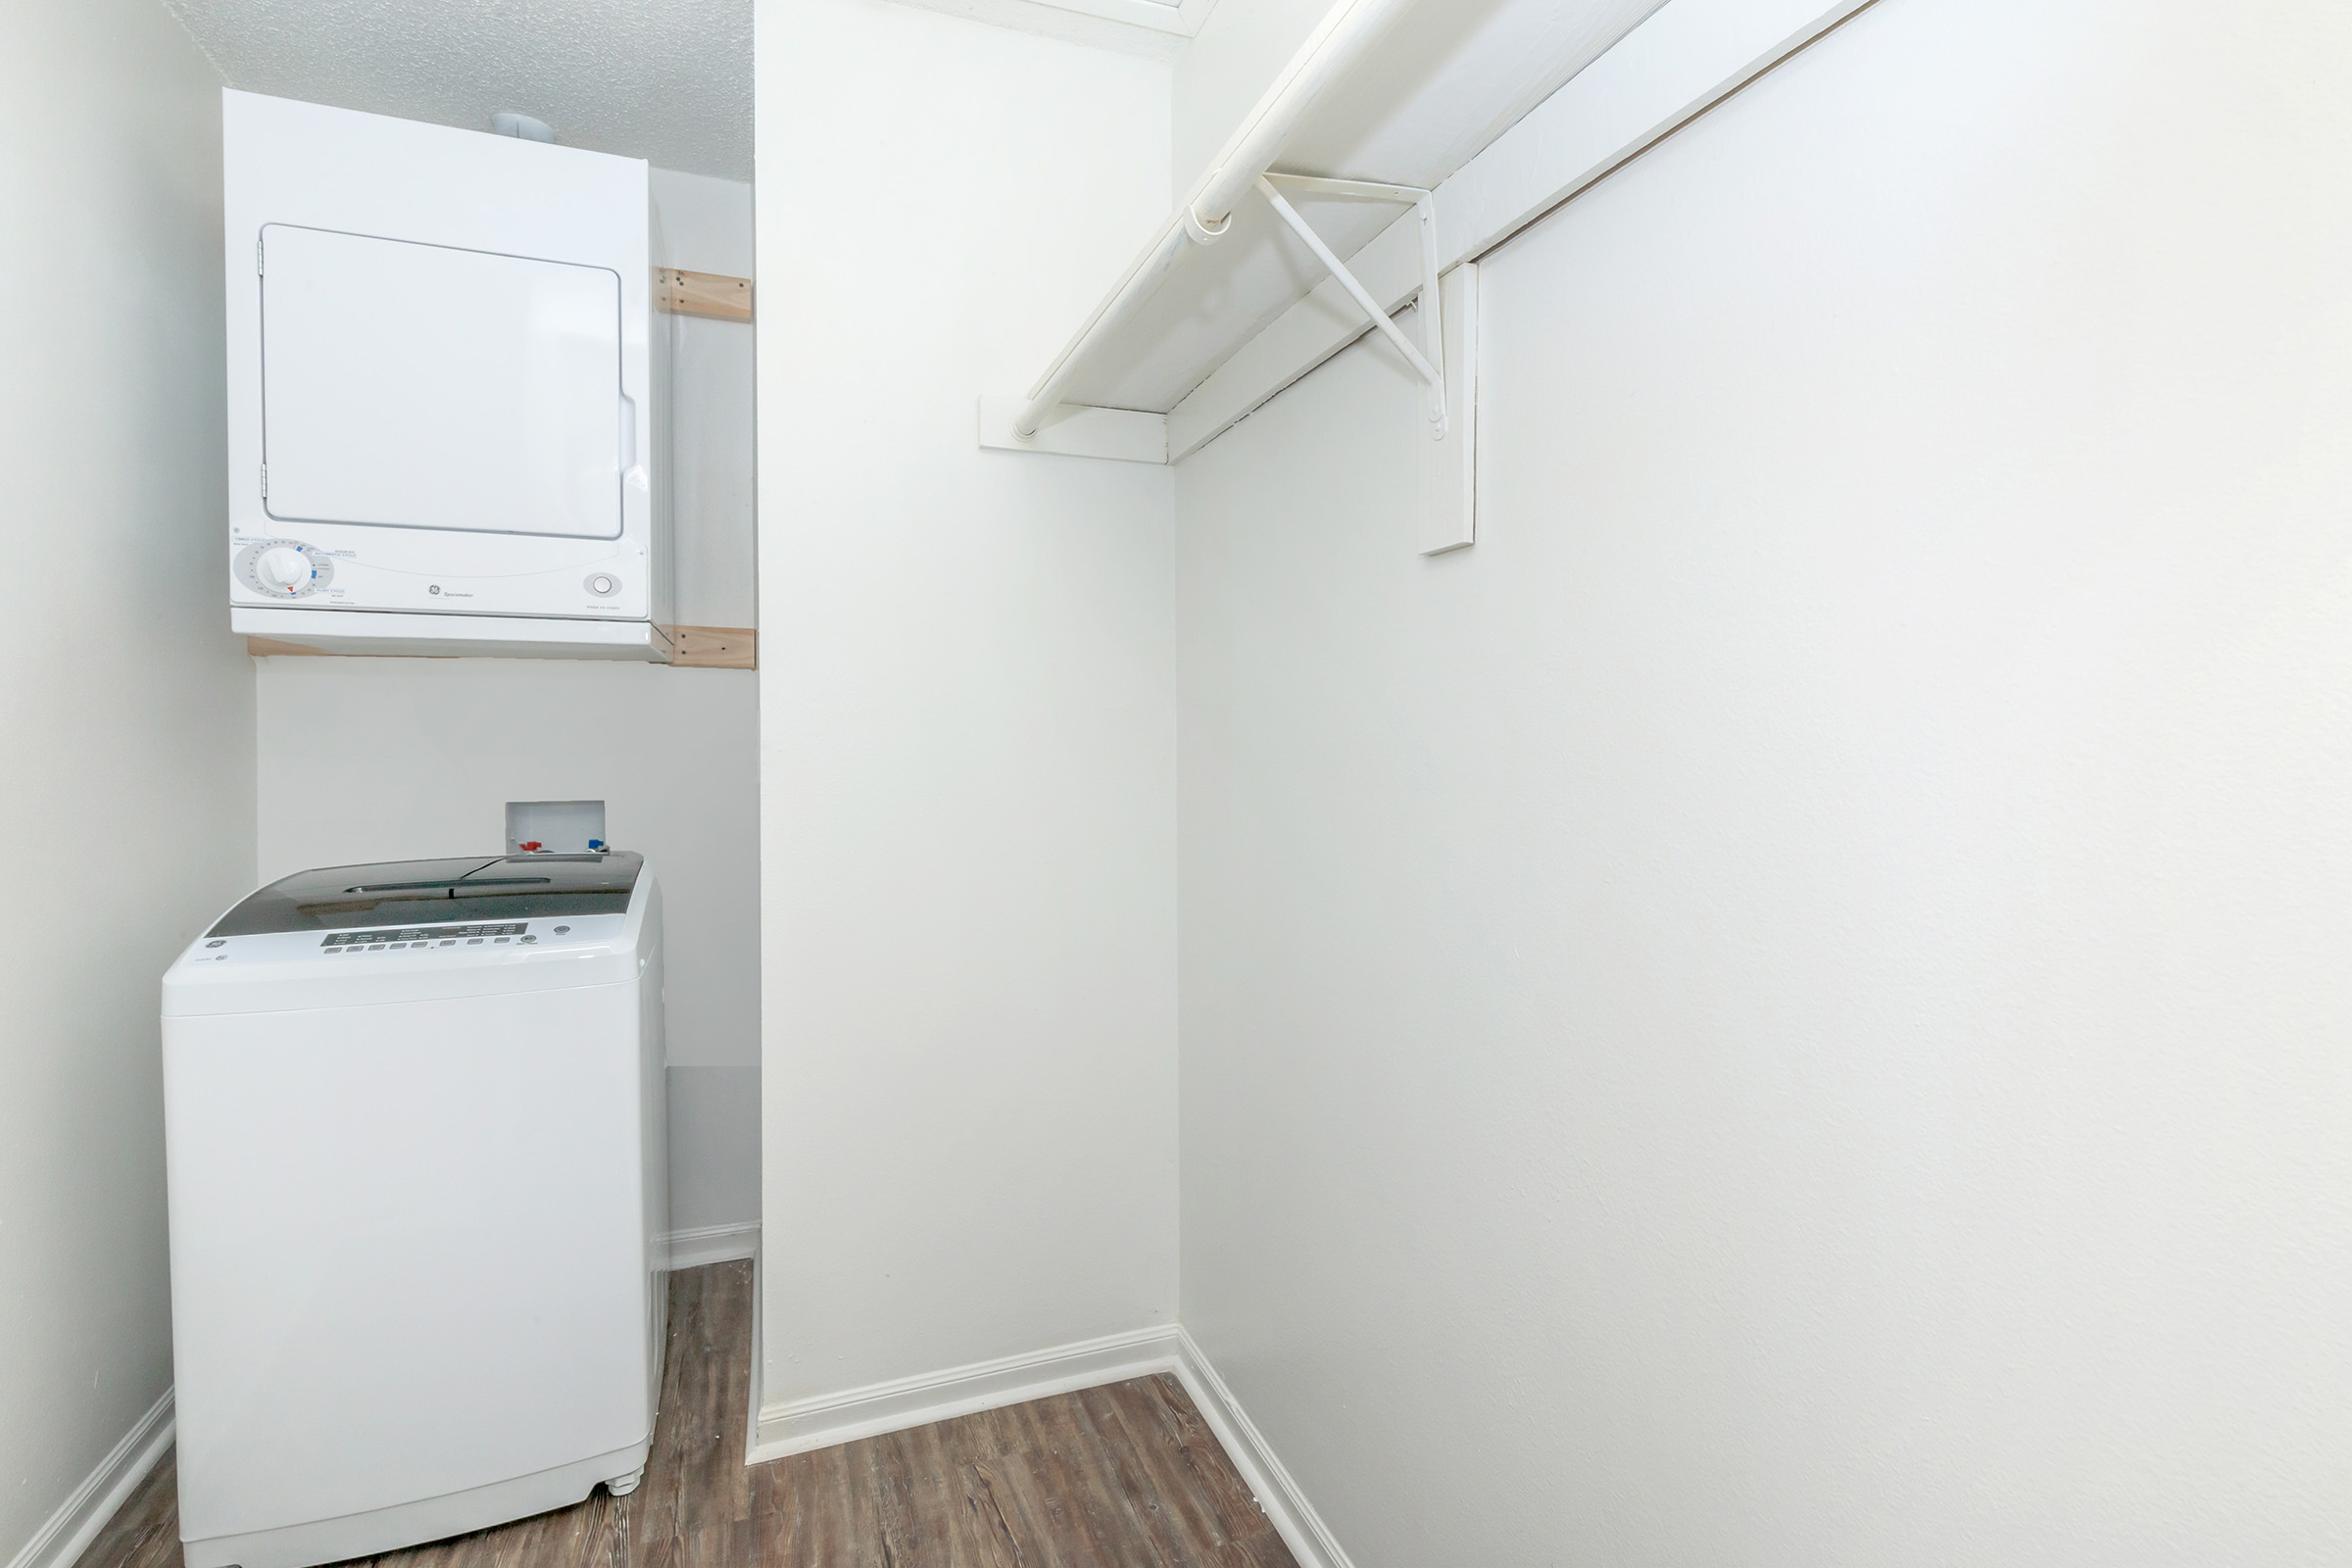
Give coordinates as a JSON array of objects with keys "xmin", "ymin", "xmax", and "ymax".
[{"xmin": 260, "ymin": 224, "xmax": 624, "ymax": 539}]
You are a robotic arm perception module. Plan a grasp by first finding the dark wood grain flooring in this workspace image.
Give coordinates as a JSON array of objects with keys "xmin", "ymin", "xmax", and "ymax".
[{"xmin": 75, "ymin": 1263, "xmax": 1292, "ymax": 1568}]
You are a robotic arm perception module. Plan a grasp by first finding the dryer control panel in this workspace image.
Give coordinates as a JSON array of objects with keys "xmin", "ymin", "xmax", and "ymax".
[{"xmin": 235, "ymin": 538, "xmax": 335, "ymax": 599}]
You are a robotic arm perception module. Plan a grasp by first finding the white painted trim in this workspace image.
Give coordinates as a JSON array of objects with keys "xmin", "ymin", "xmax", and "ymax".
[
  {"xmin": 1166, "ymin": 1330, "xmax": 1354, "ymax": 1568},
  {"xmin": 745, "ymin": 1321, "xmax": 1354, "ymax": 1568},
  {"xmin": 750, "ymin": 1324, "xmax": 1184, "ymax": 1459},
  {"xmin": 663, "ymin": 1220, "xmax": 760, "ymax": 1269},
  {"xmin": 743, "ymin": 1232, "xmax": 767, "ymax": 1464},
  {"xmin": 1166, "ymin": 0, "xmax": 1880, "ymax": 460},
  {"xmin": 876, "ymin": 0, "xmax": 1214, "ymax": 60},
  {"xmin": 4, "ymin": 1389, "xmax": 174, "ymax": 1568},
  {"xmin": 1008, "ymin": 0, "xmax": 1213, "ymax": 37},
  {"xmin": 979, "ymin": 396, "xmax": 1169, "ymax": 465}
]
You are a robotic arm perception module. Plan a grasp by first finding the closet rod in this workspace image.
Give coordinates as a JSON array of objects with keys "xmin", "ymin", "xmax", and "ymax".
[{"xmin": 1010, "ymin": 0, "xmax": 1420, "ymax": 442}]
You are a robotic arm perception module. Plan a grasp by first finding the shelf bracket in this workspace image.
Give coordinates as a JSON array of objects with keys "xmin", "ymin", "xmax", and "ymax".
[
  {"xmin": 975, "ymin": 160, "xmax": 1478, "ymax": 558},
  {"xmin": 1259, "ymin": 173, "xmax": 1476, "ymax": 553},
  {"xmin": 1255, "ymin": 173, "xmax": 1446, "ymax": 438}
]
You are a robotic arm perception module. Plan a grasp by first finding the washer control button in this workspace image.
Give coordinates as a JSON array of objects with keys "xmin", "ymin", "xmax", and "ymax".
[{"xmin": 585, "ymin": 573, "xmax": 621, "ymax": 597}]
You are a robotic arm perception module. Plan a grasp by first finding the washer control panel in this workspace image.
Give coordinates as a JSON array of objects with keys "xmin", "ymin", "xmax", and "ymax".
[
  {"xmin": 172, "ymin": 914, "xmax": 629, "ymax": 974},
  {"xmin": 320, "ymin": 922, "xmax": 532, "ymax": 953},
  {"xmin": 235, "ymin": 538, "xmax": 335, "ymax": 599}
]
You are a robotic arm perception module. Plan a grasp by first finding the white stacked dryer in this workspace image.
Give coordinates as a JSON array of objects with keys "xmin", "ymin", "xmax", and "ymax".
[
  {"xmin": 223, "ymin": 90, "xmax": 671, "ymax": 660},
  {"xmin": 161, "ymin": 853, "xmax": 667, "ymax": 1568}
]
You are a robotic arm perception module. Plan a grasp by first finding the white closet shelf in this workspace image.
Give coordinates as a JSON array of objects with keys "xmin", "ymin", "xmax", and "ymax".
[
  {"xmin": 985, "ymin": 0, "xmax": 1426, "ymax": 463},
  {"xmin": 981, "ymin": 0, "xmax": 1880, "ymax": 485}
]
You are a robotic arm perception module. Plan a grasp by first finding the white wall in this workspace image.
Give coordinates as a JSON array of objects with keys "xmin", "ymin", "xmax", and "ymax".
[
  {"xmin": 652, "ymin": 169, "xmax": 759, "ymax": 630},
  {"xmin": 251, "ymin": 656, "xmax": 760, "ymax": 1224},
  {"xmin": 1176, "ymin": 0, "xmax": 2352, "ymax": 1561},
  {"xmin": 253, "ymin": 169, "xmax": 761, "ymax": 1236},
  {"xmin": 756, "ymin": 0, "xmax": 1178, "ymax": 1411},
  {"xmin": 0, "ymin": 5, "xmax": 250, "ymax": 1561}
]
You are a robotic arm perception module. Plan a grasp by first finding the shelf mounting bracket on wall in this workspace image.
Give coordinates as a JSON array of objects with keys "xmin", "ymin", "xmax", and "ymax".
[
  {"xmin": 976, "ymin": 0, "xmax": 1478, "ymax": 551},
  {"xmin": 1255, "ymin": 173, "xmax": 1445, "ymax": 437},
  {"xmin": 1256, "ymin": 172, "xmax": 1479, "ymax": 555}
]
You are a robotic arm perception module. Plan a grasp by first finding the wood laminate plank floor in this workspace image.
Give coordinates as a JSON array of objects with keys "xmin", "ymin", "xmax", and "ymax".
[{"xmin": 74, "ymin": 1263, "xmax": 1293, "ymax": 1568}]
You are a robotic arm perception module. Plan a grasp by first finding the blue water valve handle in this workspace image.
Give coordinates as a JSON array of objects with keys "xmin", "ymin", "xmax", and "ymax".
[{"xmin": 588, "ymin": 839, "xmax": 608, "ymax": 852}]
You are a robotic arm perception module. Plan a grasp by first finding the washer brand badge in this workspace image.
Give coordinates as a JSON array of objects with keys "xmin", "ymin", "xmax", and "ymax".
[{"xmin": 429, "ymin": 585, "xmax": 475, "ymax": 599}]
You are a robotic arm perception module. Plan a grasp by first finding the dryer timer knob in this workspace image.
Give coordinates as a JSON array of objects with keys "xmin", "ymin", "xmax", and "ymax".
[
  {"xmin": 256, "ymin": 547, "xmax": 311, "ymax": 592},
  {"xmin": 233, "ymin": 538, "xmax": 333, "ymax": 599}
]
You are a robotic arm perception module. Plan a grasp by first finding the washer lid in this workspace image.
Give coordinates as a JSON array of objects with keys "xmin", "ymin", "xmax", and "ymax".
[{"xmin": 210, "ymin": 852, "xmax": 643, "ymax": 938}]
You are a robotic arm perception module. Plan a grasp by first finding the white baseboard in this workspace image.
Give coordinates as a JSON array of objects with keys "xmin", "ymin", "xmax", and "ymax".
[
  {"xmin": 1166, "ymin": 1330, "xmax": 1355, "ymax": 1568},
  {"xmin": 751, "ymin": 1323, "xmax": 1184, "ymax": 1460},
  {"xmin": 746, "ymin": 1320, "xmax": 1352, "ymax": 1568},
  {"xmin": 4, "ymin": 1389, "xmax": 174, "ymax": 1568},
  {"xmin": 662, "ymin": 1220, "xmax": 760, "ymax": 1269}
]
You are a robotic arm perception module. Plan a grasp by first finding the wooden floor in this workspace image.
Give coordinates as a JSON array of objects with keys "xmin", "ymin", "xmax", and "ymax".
[{"xmin": 75, "ymin": 1262, "xmax": 1293, "ymax": 1568}]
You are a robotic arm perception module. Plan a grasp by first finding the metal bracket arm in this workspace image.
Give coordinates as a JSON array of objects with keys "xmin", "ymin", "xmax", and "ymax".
[{"xmin": 1255, "ymin": 172, "xmax": 1446, "ymax": 437}]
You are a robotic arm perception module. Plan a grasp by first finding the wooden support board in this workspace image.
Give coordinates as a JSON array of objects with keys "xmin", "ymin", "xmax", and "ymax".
[
  {"xmin": 248, "ymin": 626, "xmax": 755, "ymax": 668},
  {"xmin": 656, "ymin": 268, "xmax": 753, "ymax": 322},
  {"xmin": 246, "ymin": 635, "xmax": 338, "ymax": 658},
  {"xmin": 662, "ymin": 625, "xmax": 757, "ymax": 668}
]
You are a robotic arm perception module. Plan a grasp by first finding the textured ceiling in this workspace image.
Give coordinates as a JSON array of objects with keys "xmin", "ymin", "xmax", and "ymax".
[{"xmin": 163, "ymin": 0, "xmax": 754, "ymax": 180}]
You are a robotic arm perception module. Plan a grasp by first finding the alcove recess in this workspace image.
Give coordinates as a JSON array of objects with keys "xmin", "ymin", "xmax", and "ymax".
[{"xmin": 250, "ymin": 267, "xmax": 758, "ymax": 670}]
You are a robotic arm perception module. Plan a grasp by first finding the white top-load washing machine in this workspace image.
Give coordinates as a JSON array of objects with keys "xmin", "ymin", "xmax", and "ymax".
[
  {"xmin": 223, "ymin": 89, "xmax": 671, "ymax": 661},
  {"xmin": 161, "ymin": 853, "xmax": 667, "ymax": 1568}
]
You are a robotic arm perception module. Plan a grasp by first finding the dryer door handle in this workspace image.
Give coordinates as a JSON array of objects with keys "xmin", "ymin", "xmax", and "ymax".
[{"xmin": 618, "ymin": 391, "xmax": 648, "ymax": 492}]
